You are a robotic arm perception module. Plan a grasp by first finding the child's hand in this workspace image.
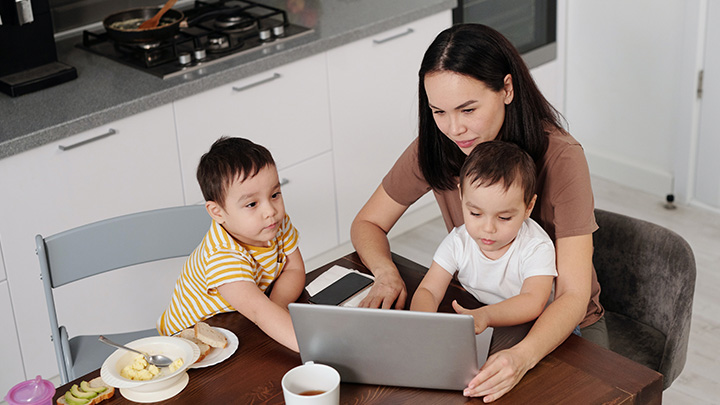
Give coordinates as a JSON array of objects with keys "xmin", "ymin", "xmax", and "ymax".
[{"xmin": 452, "ymin": 300, "xmax": 489, "ymax": 334}]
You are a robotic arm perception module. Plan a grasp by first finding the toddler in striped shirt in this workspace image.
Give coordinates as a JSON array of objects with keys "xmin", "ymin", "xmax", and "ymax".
[{"xmin": 158, "ymin": 137, "xmax": 305, "ymax": 352}]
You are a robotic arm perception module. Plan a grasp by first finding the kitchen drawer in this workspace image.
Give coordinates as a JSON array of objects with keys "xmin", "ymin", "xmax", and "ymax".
[
  {"xmin": 174, "ymin": 53, "xmax": 332, "ymax": 205},
  {"xmin": 278, "ymin": 152, "xmax": 338, "ymax": 261},
  {"xmin": 0, "ymin": 103, "xmax": 184, "ymax": 379}
]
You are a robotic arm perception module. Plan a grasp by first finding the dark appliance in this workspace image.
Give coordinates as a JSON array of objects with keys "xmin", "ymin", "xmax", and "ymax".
[
  {"xmin": 453, "ymin": 0, "xmax": 557, "ymax": 69},
  {"xmin": 77, "ymin": 0, "xmax": 314, "ymax": 79},
  {"xmin": 0, "ymin": 0, "xmax": 77, "ymax": 97}
]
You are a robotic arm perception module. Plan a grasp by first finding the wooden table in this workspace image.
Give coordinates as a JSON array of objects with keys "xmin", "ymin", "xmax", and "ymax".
[{"xmin": 53, "ymin": 252, "xmax": 663, "ymax": 404}]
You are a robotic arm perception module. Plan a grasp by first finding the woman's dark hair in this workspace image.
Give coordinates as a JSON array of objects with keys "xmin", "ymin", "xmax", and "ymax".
[
  {"xmin": 460, "ymin": 140, "xmax": 537, "ymax": 207},
  {"xmin": 418, "ymin": 24, "xmax": 563, "ymax": 190},
  {"xmin": 197, "ymin": 136, "xmax": 275, "ymax": 207}
]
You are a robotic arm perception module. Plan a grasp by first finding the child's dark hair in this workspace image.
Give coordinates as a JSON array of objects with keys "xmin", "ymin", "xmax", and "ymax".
[
  {"xmin": 196, "ymin": 137, "xmax": 275, "ymax": 207},
  {"xmin": 459, "ymin": 140, "xmax": 536, "ymax": 206}
]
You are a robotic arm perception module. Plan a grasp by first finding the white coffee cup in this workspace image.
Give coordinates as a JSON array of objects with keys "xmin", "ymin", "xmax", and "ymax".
[{"xmin": 281, "ymin": 361, "xmax": 340, "ymax": 405}]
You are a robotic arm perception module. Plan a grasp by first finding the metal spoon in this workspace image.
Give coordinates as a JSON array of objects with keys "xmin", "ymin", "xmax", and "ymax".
[{"xmin": 98, "ymin": 335, "xmax": 174, "ymax": 367}]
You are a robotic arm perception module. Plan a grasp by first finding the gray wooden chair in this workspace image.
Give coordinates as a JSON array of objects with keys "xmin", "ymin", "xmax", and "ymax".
[
  {"xmin": 37, "ymin": 205, "xmax": 211, "ymax": 383},
  {"xmin": 592, "ymin": 208, "xmax": 696, "ymax": 389}
]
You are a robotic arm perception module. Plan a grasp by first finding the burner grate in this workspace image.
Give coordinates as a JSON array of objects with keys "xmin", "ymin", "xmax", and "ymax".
[{"xmin": 76, "ymin": 0, "xmax": 311, "ymax": 79}]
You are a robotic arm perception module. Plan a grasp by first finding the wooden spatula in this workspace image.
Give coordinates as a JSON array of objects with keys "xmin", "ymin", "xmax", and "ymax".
[{"xmin": 138, "ymin": 0, "xmax": 178, "ymax": 30}]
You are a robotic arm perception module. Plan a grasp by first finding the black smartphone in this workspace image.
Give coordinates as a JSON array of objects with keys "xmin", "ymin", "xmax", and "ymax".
[{"xmin": 308, "ymin": 272, "xmax": 374, "ymax": 306}]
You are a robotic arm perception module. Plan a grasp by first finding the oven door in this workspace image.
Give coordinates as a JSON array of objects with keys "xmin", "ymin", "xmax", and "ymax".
[{"xmin": 453, "ymin": 0, "xmax": 557, "ymax": 69}]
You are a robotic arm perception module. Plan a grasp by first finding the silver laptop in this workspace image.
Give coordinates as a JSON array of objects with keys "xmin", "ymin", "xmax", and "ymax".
[{"xmin": 288, "ymin": 303, "xmax": 493, "ymax": 391}]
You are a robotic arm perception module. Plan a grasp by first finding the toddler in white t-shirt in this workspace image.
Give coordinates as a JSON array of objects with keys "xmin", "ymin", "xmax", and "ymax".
[{"xmin": 410, "ymin": 141, "xmax": 557, "ymax": 334}]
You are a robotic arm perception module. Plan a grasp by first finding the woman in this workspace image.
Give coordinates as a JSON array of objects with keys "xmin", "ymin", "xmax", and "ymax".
[{"xmin": 351, "ymin": 24, "xmax": 607, "ymax": 401}]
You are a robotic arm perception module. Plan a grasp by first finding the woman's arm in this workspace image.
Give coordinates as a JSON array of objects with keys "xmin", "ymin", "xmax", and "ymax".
[
  {"xmin": 410, "ymin": 261, "xmax": 454, "ymax": 312},
  {"xmin": 268, "ymin": 249, "xmax": 306, "ymax": 308},
  {"xmin": 462, "ymin": 234, "xmax": 593, "ymax": 401},
  {"xmin": 351, "ymin": 184, "xmax": 410, "ymax": 309}
]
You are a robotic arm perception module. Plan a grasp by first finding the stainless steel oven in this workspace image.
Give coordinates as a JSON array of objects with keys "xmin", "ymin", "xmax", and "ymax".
[{"xmin": 453, "ymin": 0, "xmax": 557, "ymax": 69}]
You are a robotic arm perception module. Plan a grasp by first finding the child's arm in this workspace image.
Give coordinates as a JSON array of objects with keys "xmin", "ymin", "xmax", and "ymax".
[
  {"xmin": 269, "ymin": 249, "xmax": 306, "ymax": 308},
  {"xmin": 410, "ymin": 261, "xmax": 454, "ymax": 312},
  {"xmin": 453, "ymin": 275, "xmax": 554, "ymax": 334},
  {"xmin": 217, "ymin": 281, "xmax": 299, "ymax": 352}
]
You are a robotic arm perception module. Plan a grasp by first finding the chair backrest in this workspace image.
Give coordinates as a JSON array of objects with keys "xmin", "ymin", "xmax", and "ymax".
[
  {"xmin": 37, "ymin": 204, "xmax": 211, "ymax": 382},
  {"xmin": 38, "ymin": 205, "xmax": 211, "ymax": 288},
  {"xmin": 592, "ymin": 208, "xmax": 696, "ymax": 388}
]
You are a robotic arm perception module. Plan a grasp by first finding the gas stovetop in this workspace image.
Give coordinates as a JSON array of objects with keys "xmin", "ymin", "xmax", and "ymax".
[{"xmin": 77, "ymin": 0, "xmax": 313, "ymax": 79}]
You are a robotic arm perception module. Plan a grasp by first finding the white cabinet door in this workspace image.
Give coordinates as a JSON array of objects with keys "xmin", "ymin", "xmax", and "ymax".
[
  {"xmin": 174, "ymin": 53, "xmax": 333, "ymax": 205},
  {"xmin": 695, "ymin": 2, "xmax": 720, "ymax": 208},
  {"xmin": 327, "ymin": 11, "xmax": 452, "ymax": 244},
  {"xmin": 278, "ymin": 152, "xmax": 338, "ymax": 260},
  {"xmin": 0, "ymin": 281, "xmax": 25, "ymax": 398},
  {"xmin": 0, "ymin": 104, "xmax": 184, "ymax": 379}
]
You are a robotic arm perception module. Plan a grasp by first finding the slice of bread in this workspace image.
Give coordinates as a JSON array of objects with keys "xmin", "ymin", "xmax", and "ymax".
[
  {"xmin": 56, "ymin": 377, "xmax": 114, "ymax": 405},
  {"xmin": 194, "ymin": 321, "xmax": 227, "ymax": 348},
  {"xmin": 176, "ymin": 328, "xmax": 212, "ymax": 362}
]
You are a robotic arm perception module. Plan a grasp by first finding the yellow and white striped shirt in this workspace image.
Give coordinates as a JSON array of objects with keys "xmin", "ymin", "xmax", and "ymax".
[{"xmin": 157, "ymin": 213, "xmax": 299, "ymax": 335}]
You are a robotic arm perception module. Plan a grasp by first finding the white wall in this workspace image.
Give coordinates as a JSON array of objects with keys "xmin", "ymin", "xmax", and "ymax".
[{"xmin": 564, "ymin": 1, "xmax": 695, "ymax": 200}]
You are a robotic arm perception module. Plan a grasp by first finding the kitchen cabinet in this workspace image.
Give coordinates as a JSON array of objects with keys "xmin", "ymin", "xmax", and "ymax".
[
  {"xmin": 173, "ymin": 53, "xmax": 333, "ymax": 205},
  {"xmin": 278, "ymin": 152, "xmax": 338, "ymax": 260},
  {"xmin": 173, "ymin": 53, "xmax": 337, "ymax": 261},
  {"xmin": 327, "ymin": 11, "xmax": 452, "ymax": 244},
  {"xmin": 0, "ymin": 280, "xmax": 25, "ymax": 398},
  {"xmin": 0, "ymin": 104, "xmax": 184, "ymax": 379}
]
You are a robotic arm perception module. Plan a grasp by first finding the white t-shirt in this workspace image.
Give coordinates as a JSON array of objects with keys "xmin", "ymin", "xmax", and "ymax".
[{"xmin": 433, "ymin": 219, "xmax": 557, "ymax": 305}]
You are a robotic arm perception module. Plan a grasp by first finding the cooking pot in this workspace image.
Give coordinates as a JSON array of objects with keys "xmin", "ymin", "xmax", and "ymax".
[{"xmin": 103, "ymin": 7, "xmax": 185, "ymax": 43}]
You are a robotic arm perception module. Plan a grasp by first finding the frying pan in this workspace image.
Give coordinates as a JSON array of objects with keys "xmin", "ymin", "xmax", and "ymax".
[{"xmin": 103, "ymin": 7, "xmax": 185, "ymax": 43}]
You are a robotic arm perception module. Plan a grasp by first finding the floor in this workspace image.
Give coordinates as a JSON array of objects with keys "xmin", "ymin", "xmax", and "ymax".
[{"xmin": 388, "ymin": 176, "xmax": 720, "ymax": 404}]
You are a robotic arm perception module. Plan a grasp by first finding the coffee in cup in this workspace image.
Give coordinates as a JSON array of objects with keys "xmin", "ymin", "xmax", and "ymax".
[{"xmin": 281, "ymin": 361, "xmax": 340, "ymax": 405}]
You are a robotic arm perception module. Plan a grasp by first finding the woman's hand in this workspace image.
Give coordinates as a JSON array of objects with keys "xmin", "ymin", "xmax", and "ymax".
[
  {"xmin": 351, "ymin": 184, "xmax": 411, "ymax": 309},
  {"xmin": 463, "ymin": 345, "xmax": 534, "ymax": 402},
  {"xmin": 358, "ymin": 270, "xmax": 407, "ymax": 309}
]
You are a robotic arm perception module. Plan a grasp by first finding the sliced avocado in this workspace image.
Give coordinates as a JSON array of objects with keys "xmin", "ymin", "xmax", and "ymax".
[
  {"xmin": 80, "ymin": 380, "xmax": 107, "ymax": 394},
  {"xmin": 70, "ymin": 384, "xmax": 97, "ymax": 399},
  {"xmin": 64, "ymin": 391, "xmax": 89, "ymax": 405}
]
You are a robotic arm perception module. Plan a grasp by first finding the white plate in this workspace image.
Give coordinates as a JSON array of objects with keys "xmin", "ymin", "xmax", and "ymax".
[
  {"xmin": 120, "ymin": 371, "xmax": 189, "ymax": 403},
  {"xmin": 190, "ymin": 327, "xmax": 239, "ymax": 368}
]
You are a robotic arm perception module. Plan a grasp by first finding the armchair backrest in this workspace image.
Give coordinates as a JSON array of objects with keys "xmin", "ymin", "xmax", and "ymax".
[{"xmin": 592, "ymin": 208, "xmax": 696, "ymax": 387}]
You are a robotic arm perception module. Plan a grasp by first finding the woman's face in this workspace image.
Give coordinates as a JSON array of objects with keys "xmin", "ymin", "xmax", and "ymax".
[{"xmin": 424, "ymin": 71, "xmax": 514, "ymax": 155}]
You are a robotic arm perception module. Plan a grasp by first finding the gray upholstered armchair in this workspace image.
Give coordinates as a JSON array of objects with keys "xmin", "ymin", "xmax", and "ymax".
[{"xmin": 592, "ymin": 208, "xmax": 696, "ymax": 389}]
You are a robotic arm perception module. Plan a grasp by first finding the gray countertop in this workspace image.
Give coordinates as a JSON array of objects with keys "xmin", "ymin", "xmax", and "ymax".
[{"xmin": 0, "ymin": 0, "xmax": 455, "ymax": 159}]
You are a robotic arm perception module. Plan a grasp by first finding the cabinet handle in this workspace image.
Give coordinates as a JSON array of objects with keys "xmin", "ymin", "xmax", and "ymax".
[
  {"xmin": 372, "ymin": 28, "xmax": 414, "ymax": 45},
  {"xmin": 232, "ymin": 73, "xmax": 281, "ymax": 92},
  {"xmin": 280, "ymin": 178, "xmax": 290, "ymax": 186},
  {"xmin": 58, "ymin": 128, "xmax": 117, "ymax": 151}
]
